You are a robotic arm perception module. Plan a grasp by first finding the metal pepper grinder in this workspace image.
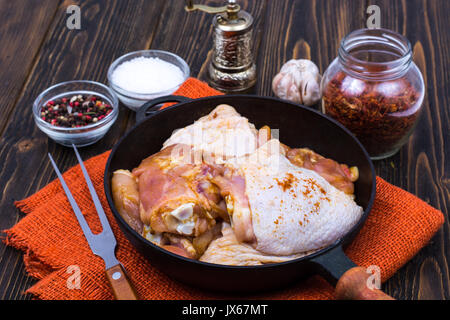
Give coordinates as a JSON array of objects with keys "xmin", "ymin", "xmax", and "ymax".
[{"xmin": 185, "ymin": 0, "xmax": 256, "ymax": 92}]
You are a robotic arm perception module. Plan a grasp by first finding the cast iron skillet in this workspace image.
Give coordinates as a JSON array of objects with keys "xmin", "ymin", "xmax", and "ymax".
[{"xmin": 104, "ymin": 95, "xmax": 391, "ymax": 299}]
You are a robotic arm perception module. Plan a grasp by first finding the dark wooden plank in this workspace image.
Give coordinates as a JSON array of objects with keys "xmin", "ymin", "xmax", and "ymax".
[
  {"xmin": 0, "ymin": 0, "xmax": 60, "ymax": 135},
  {"xmin": 0, "ymin": 0, "xmax": 61, "ymax": 300},
  {"xmin": 0, "ymin": 0, "xmax": 166, "ymax": 300}
]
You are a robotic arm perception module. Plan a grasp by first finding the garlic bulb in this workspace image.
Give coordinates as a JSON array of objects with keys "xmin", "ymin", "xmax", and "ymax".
[{"xmin": 272, "ymin": 59, "xmax": 322, "ymax": 106}]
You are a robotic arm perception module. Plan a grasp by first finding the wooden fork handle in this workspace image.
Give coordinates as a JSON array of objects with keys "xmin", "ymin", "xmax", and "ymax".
[{"xmin": 105, "ymin": 264, "xmax": 139, "ymax": 300}]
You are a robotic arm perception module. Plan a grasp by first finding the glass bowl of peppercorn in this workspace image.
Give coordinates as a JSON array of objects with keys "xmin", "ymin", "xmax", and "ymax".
[{"xmin": 33, "ymin": 80, "xmax": 119, "ymax": 147}]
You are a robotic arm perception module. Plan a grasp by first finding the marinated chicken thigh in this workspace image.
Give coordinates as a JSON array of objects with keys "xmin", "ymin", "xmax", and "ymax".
[
  {"xmin": 200, "ymin": 223, "xmax": 306, "ymax": 266},
  {"xmin": 111, "ymin": 169, "xmax": 143, "ymax": 234},
  {"xmin": 212, "ymin": 139, "xmax": 363, "ymax": 256},
  {"xmin": 132, "ymin": 144, "xmax": 227, "ymax": 238},
  {"xmin": 112, "ymin": 105, "xmax": 364, "ymax": 266},
  {"xmin": 163, "ymin": 104, "xmax": 259, "ymax": 162},
  {"xmin": 286, "ymin": 148, "xmax": 359, "ymax": 194}
]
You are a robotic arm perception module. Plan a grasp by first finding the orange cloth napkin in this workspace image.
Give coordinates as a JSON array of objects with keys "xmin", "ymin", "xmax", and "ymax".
[{"xmin": 3, "ymin": 78, "xmax": 445, "ymax": 300}]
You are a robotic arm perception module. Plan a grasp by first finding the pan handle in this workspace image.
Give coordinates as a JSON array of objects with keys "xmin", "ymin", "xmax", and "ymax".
[
  {"xmin": 136, "ymin": 95, "xmax": 193, "ymax": 123},
  {"xmin": 310, "ymin": 245, "xmax": 395, "ymax": 300}
]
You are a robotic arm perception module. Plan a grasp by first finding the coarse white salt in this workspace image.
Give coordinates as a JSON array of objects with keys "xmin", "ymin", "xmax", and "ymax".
[{"xmin": 111, "ymin": 57, "xmax": 185, "ymax": 94}]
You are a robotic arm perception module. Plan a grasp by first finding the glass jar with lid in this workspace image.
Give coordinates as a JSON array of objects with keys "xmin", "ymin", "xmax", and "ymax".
[{"xmin": 321, "ymin": 28, "xmax": 425, "ymax": 160}]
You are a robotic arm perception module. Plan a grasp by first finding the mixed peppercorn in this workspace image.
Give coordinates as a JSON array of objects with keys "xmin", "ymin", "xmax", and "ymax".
[{"xmin": 40, "ymin": 94, "xmax": 113, "ymax": 128}]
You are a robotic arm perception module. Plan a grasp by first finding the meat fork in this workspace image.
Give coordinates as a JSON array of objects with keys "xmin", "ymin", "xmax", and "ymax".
[{"xmin": 48, "ymin": 144, "xmax": 139, "ymax": 300}]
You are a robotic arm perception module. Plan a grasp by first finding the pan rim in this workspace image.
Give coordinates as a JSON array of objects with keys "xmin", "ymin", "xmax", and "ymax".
[{"xmin": 104, "ymin": 94, "xmax": 376, "ymax": 270}]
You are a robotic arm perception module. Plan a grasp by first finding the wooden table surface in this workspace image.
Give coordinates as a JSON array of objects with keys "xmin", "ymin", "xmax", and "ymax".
[{"xmin": 0, "ymin": 0, "xmax": 448, "ymax": 300}]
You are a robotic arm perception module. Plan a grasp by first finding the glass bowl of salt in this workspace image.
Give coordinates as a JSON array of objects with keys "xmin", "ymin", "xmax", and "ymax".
[{"xmin": 107, "ymin": 50, "xmax": 190, "ymax": 112}]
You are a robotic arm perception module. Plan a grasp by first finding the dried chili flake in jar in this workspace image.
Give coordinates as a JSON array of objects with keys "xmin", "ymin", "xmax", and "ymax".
[{"xmin": 321, "ymin": 28, "xmax": 425, "ymax": 159}]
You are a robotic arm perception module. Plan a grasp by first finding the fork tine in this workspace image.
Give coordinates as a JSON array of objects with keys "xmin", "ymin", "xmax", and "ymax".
[
  {"xmin": 72, "ymin": 144, "xmax": 113, "ymax": 235},
  {"xmin": 48, "ymin": 153, "xmax": 94, "ymax": 238}
]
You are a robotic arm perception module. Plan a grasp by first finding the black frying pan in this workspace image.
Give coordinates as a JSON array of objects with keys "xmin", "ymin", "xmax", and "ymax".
[{"xmin": 104, "ymin": 95, "xmax": 391, "ymax": 299}]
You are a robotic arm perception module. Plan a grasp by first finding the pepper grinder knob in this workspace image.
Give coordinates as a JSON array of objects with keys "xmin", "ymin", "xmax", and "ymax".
[{"xmin": 185, "ymin": 0, "xmax": 256, "ymax": 92}]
